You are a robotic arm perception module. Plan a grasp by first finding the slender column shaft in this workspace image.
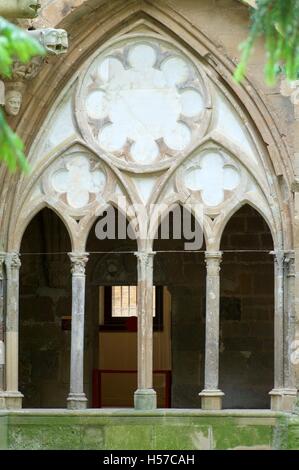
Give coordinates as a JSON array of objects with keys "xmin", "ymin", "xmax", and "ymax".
[
  {"xmin": 284, "ymin": 252, "xmax": 296, "ymax": 390},
  {"xmin": 5, "ymin": 253, "xmax": 21, "ymax": 393},
  {"xmin": 273, "ymin": 251, "xmax": 284, "ymax": 389},
  {"xmin": 270, "ymin": 250, "xmax": 297, "ymax": 411},
  {"xmin": 204, "ymin": 251, "xmax": 222, "ymax": 389},
  {"xmin": 134, "ymin": 251, "xmax": 157, "ymax": 410},
  {"xmin": 67, "ymin": 252, "xmax": 89, "ymax": 409},
  {"xmin": 199, "ymin": 251, "xmax": 224, "ymax": 410}
]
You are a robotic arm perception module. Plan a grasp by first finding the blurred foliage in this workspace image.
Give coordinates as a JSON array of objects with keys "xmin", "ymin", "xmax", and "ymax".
[
  {"xmin": 235, "ymin": 0, "xmax": 299, "ymax": 85},
  {"xmin": 0, "ymin": 17, "xmax": 45, "ymax": 172}
]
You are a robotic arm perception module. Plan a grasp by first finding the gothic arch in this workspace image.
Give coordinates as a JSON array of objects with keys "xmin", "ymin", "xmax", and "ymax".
[
  {"xmin": 1, "ymin": 0, "xmax": 297, "ymax": 413},
  {"xmin": 0, "ymin": 0, "xmax": 292, "ymax": 255}
]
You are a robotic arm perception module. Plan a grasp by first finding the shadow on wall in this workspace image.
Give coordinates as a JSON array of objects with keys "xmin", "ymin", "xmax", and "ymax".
[
  {"xmin": 220, "ymin": 204, "xmax": 274, "ymax": 409},
  {"xmin": 19, "ymin": 208, "xmax": 72, "ymax": 408}
]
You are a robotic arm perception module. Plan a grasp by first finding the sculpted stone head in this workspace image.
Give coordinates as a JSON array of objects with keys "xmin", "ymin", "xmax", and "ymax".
[
  {"xmin": 0, "ymin": 0, "xmax": 41, "ymax": 19},
  {"xmin": 28, "ymin": 29, "xmax": 69, "ymax": 55},
  {"xmin": 5, "ymin": 90, "xmax": 23, "ymax": 116}
]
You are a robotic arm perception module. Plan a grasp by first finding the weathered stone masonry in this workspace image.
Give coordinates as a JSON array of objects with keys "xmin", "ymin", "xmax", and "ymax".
[{"xmin": 0, "ymin": 1, "xmax": 298, "ymax": 437}]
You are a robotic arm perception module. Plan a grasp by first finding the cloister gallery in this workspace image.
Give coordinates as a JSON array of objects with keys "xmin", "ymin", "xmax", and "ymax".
[{"xmin": 0, "ymin": 0, "xmax": 299, "ymax": 450}]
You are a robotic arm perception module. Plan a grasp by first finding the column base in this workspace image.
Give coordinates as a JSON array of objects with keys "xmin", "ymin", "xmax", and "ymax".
[
  {"xmin": 0, "ymin": 391, "xmax": 24, "ymax": 409},
  {"xmin": 269, "ymin": 388, "xmax": 298, "ymax": 412},
  {"xmin": 134, "ymin": 389, "xmax": 157, "ymax": 410},
  {"xmin": 67, "ymin": 393, "xmax": 88, "ymax": 410},
  {"xmin": 199, "ymin": 389, "xmax": 224, "ymax": 410}
]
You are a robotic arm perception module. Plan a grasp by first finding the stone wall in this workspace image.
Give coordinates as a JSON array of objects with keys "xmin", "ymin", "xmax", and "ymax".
[
  {"xmin": 1, "ymin": 410, "xmax": 297, "ymax": 450},
  {"xmin": 220, "ymin": 205, "xmax": 274, "ymax": 408}
]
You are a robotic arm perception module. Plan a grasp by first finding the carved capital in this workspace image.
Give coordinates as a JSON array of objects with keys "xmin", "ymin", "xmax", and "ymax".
[
  {"xmin": 3, "ymin": 57, "xmax": 42, "ymax": 117},
  {"xmin": 5, "ymin": 253, "xmax": 21, "ymax": 271},
  {"xmin": 2, "ymin": 26, "xmax": 70, "ymax": 117},
  {"xmin": 28, "ymin": 29, "xmax": 69, "ymax": 56},
  {"xmin": 135, "ymin": 251, "xmax": 156, "ymax": 269},
  {"xmin": 205, "ymin": 251, "xmax": 222, "ymax": 275},
  {"xmin": 11, "ymin": 56, "xmax": 43, "ymax": 82},
  {"xmin": 271, "ymin": 250, "xmax": 285, "ymax": 270},
  {"xmin": 284, "ymin": 251, "xmax": 295, "ymax": 277},
  {"xmin": 69, "ymin": 253, "xmax": 89, "ymax": 276}
]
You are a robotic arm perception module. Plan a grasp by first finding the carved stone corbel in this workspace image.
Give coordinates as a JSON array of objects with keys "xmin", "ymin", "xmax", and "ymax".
[
  {"xmin": 2, "ymin": 56, "xmax": 41, "ymax": 116},
  {"xmin": 4, "ymin": 81, "xmax": 25, "ymax": 117},
  {"xmin": 0, "ymin": 0, "xmax": 41, "ymax": 19},
  {"xmin": 2, "ymin": 27, "xmax": 69, "ymax": 117}
]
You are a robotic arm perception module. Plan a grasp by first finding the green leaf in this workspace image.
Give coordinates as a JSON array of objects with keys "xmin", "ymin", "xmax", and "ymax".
[{"xmin": 234, "ymin": 0, "xmax": 299, "ymax": 84}]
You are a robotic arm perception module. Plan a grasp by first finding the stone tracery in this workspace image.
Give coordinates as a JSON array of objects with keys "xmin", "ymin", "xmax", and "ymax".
[
  {"xmin": 0, "ymin": 3, "xmax": 295, "ymax": 417},
  {"xmin": 78, "ymin": 38, "xmax": 210, "ymax": 166},
  {"xmin": 182, "ymin": 151, "xmax": 240, "ymax": 206},
  {"xmin": 51, "ymin": 155, "xmax": 106, "ymax": 209}
]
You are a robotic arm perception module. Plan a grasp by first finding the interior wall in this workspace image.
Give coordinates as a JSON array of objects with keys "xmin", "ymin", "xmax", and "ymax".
[
  {"xmin": 86, "ymin": 213, "xmax": 137, "ymax": 407},
  {"xmin": 97, "ymin": 289, "xmax": 171, "ymax": 407},
  {"xmin": 19, "ymin": 209, "xmax": 72, "ymax": 408},
  {"xmin": 86, "ymin": 210, "xmax": 172, "ymax": 407},
  {"xmin": 220, "ymin": 204, "xmax": 274, "ymax": 409}
]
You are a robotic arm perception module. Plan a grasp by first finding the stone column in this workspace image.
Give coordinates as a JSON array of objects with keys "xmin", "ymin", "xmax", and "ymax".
[
  {"xmin": 199, "ymin": 251, "xmax": 224, "ymax": 410},
  {"xmin": 0, "ymin": 254, "xmax": 5, "ymax": 406},
  {"xmin": 283, "ymin": 252, "xmax": 297, "ymax": 409},
  {"xmin": 134, "ymin": 251, "xmax": 157, "ymax": 410},
  {"xmin": 269, "ymin": 250, "xmax": 286, "ymax": 409},
  {"xmin": 270, "ymin": 251, "xmax": 297, "ymax": 410},
  {"xmin": 67, "ymin": 253, "xmax": 89, "ymax": 409},
  {"xmin": 4, "ymin": 253, "xmax": 23, "ymax": 408}
]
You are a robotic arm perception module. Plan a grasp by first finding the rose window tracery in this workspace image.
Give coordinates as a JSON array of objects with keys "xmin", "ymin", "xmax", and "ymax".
[{"xmin": 78, "ymin": 38, "xmax": 210, "ymax": 166}]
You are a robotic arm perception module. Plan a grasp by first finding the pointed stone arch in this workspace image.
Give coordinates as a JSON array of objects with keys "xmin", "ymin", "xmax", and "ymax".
[{"xmin": 1, "ymin": 0, "xmax": 292, "ymax": 253}]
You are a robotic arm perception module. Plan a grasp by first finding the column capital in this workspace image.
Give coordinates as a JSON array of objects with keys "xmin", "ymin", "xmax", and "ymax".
[
  {"xmin": 134, "ymin": 251, "xmax": 156, "ymax": 264},
  {"xmin": 5, "ymin": 253, "xmax": 21, "ymax": 270},
  {"xmin": 270, "ymin": 249, "xmax": 285, "ymax": 265},
  {"xmin": 284, "ymin": 250, "xmax": 295, "ymax": 277},
  {"xmin": 205, "ymin": 251, "xmax": 222, "ymax": 275},
  {"xmin": 68, "ymin": 252, "xmax": 89, "ymax": 276}
]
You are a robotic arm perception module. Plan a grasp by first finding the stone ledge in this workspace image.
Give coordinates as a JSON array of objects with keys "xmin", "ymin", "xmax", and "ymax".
[{"xmin": 0, "ymin": 408, "xmax": 287, "ymax": 417}]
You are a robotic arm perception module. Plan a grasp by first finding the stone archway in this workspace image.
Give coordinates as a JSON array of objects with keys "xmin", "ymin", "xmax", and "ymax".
[
  {"xmin": 153, "ymin": 205, "xmax": 206, "ymax": 408},
  {"xmin": 19, "ymin": 208, "xmax": 72, "ymax": 408},
  {"xmin": 85, "ymin": 208, "xmax": 138, "ymax": 408},
  {"xmin": 219, "ymin": 204, "xmax": 274, "ymax": 409},
  {"xmin": 0, "ymin": 2, "xmax": 295, "ymax": 412}
]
